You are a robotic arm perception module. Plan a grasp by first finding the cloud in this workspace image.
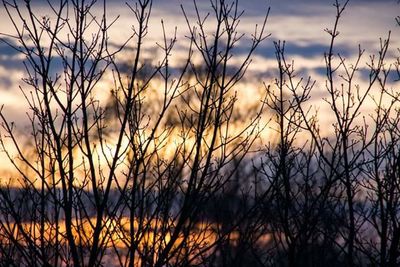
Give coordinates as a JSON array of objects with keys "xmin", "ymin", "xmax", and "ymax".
[
  {"xmin": 0, "ymin": 0, "xmax": 398, "ymax": 108},
  {"xmin": 0, "ymin": 38, "xmax": 21, "ymax": 57}
]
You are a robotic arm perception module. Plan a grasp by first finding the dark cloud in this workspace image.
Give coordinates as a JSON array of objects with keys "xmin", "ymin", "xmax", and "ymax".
[
  {"xmin": 0, "ymin": 0, "xmax": 397, "ymax": 80},
  {"xmin": 0, "ymin": 38, "xmax": 26, "ymax": 72},
  {"xmin": 282, "ymin": 42, "xmax": 353, "ymax": 58},
  {"xmin": 176, "ymin": 0, "xmax": 399, "ymax": 17},
  {"xmin": 0, "ymin": 37, "xmax": 30, "ymax": 71},
  {"xmin": 0, "ymin": 38, "xmax": 64, "ymax": 87},
  {"xmin": 230, "ymin": 37, "xmax": 353, "ymax": 60},
  {"xmin": 0, "ymin": 38, "xmax": 21, "ymax": 57},
  {"xmin": 10, "ymin": 0, "xmax": 400, "ymax": 13}
]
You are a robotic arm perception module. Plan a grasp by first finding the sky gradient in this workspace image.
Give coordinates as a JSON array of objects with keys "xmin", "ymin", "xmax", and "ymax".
[{"xmin": 0, "ymin": 0, "xmax": 398, "ymax": 150}]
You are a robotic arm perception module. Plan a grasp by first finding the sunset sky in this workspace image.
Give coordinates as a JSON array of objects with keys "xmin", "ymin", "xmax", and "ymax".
[
  {"xmin": 0, "ymin": 2, "xmax": 399, "ymax": 265},
  {"xmin": 0, "ymin": 0, "xmax": 398, "ymax": 156},
  {"xmin": 0, "ymin": 0, "xmax": 398, "ymax": 106}
]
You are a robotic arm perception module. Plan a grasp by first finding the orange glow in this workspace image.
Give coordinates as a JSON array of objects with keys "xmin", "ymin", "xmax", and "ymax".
[{"xmin": 0, "ymin": 216, "xmax": 267, "ymax": 265}]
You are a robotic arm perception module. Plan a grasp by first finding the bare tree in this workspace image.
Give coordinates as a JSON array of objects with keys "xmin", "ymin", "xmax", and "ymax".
[
  {"xmin": 273, "ymin": 1, "xmax": 397, "ymax": 266},
  {"xmin": 0, "ymin": 0, "xmax": 399, "ymax": 266},
  {"xmin": 0, "ymin": 0, "xmax": 268, "ymax": 266}
]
